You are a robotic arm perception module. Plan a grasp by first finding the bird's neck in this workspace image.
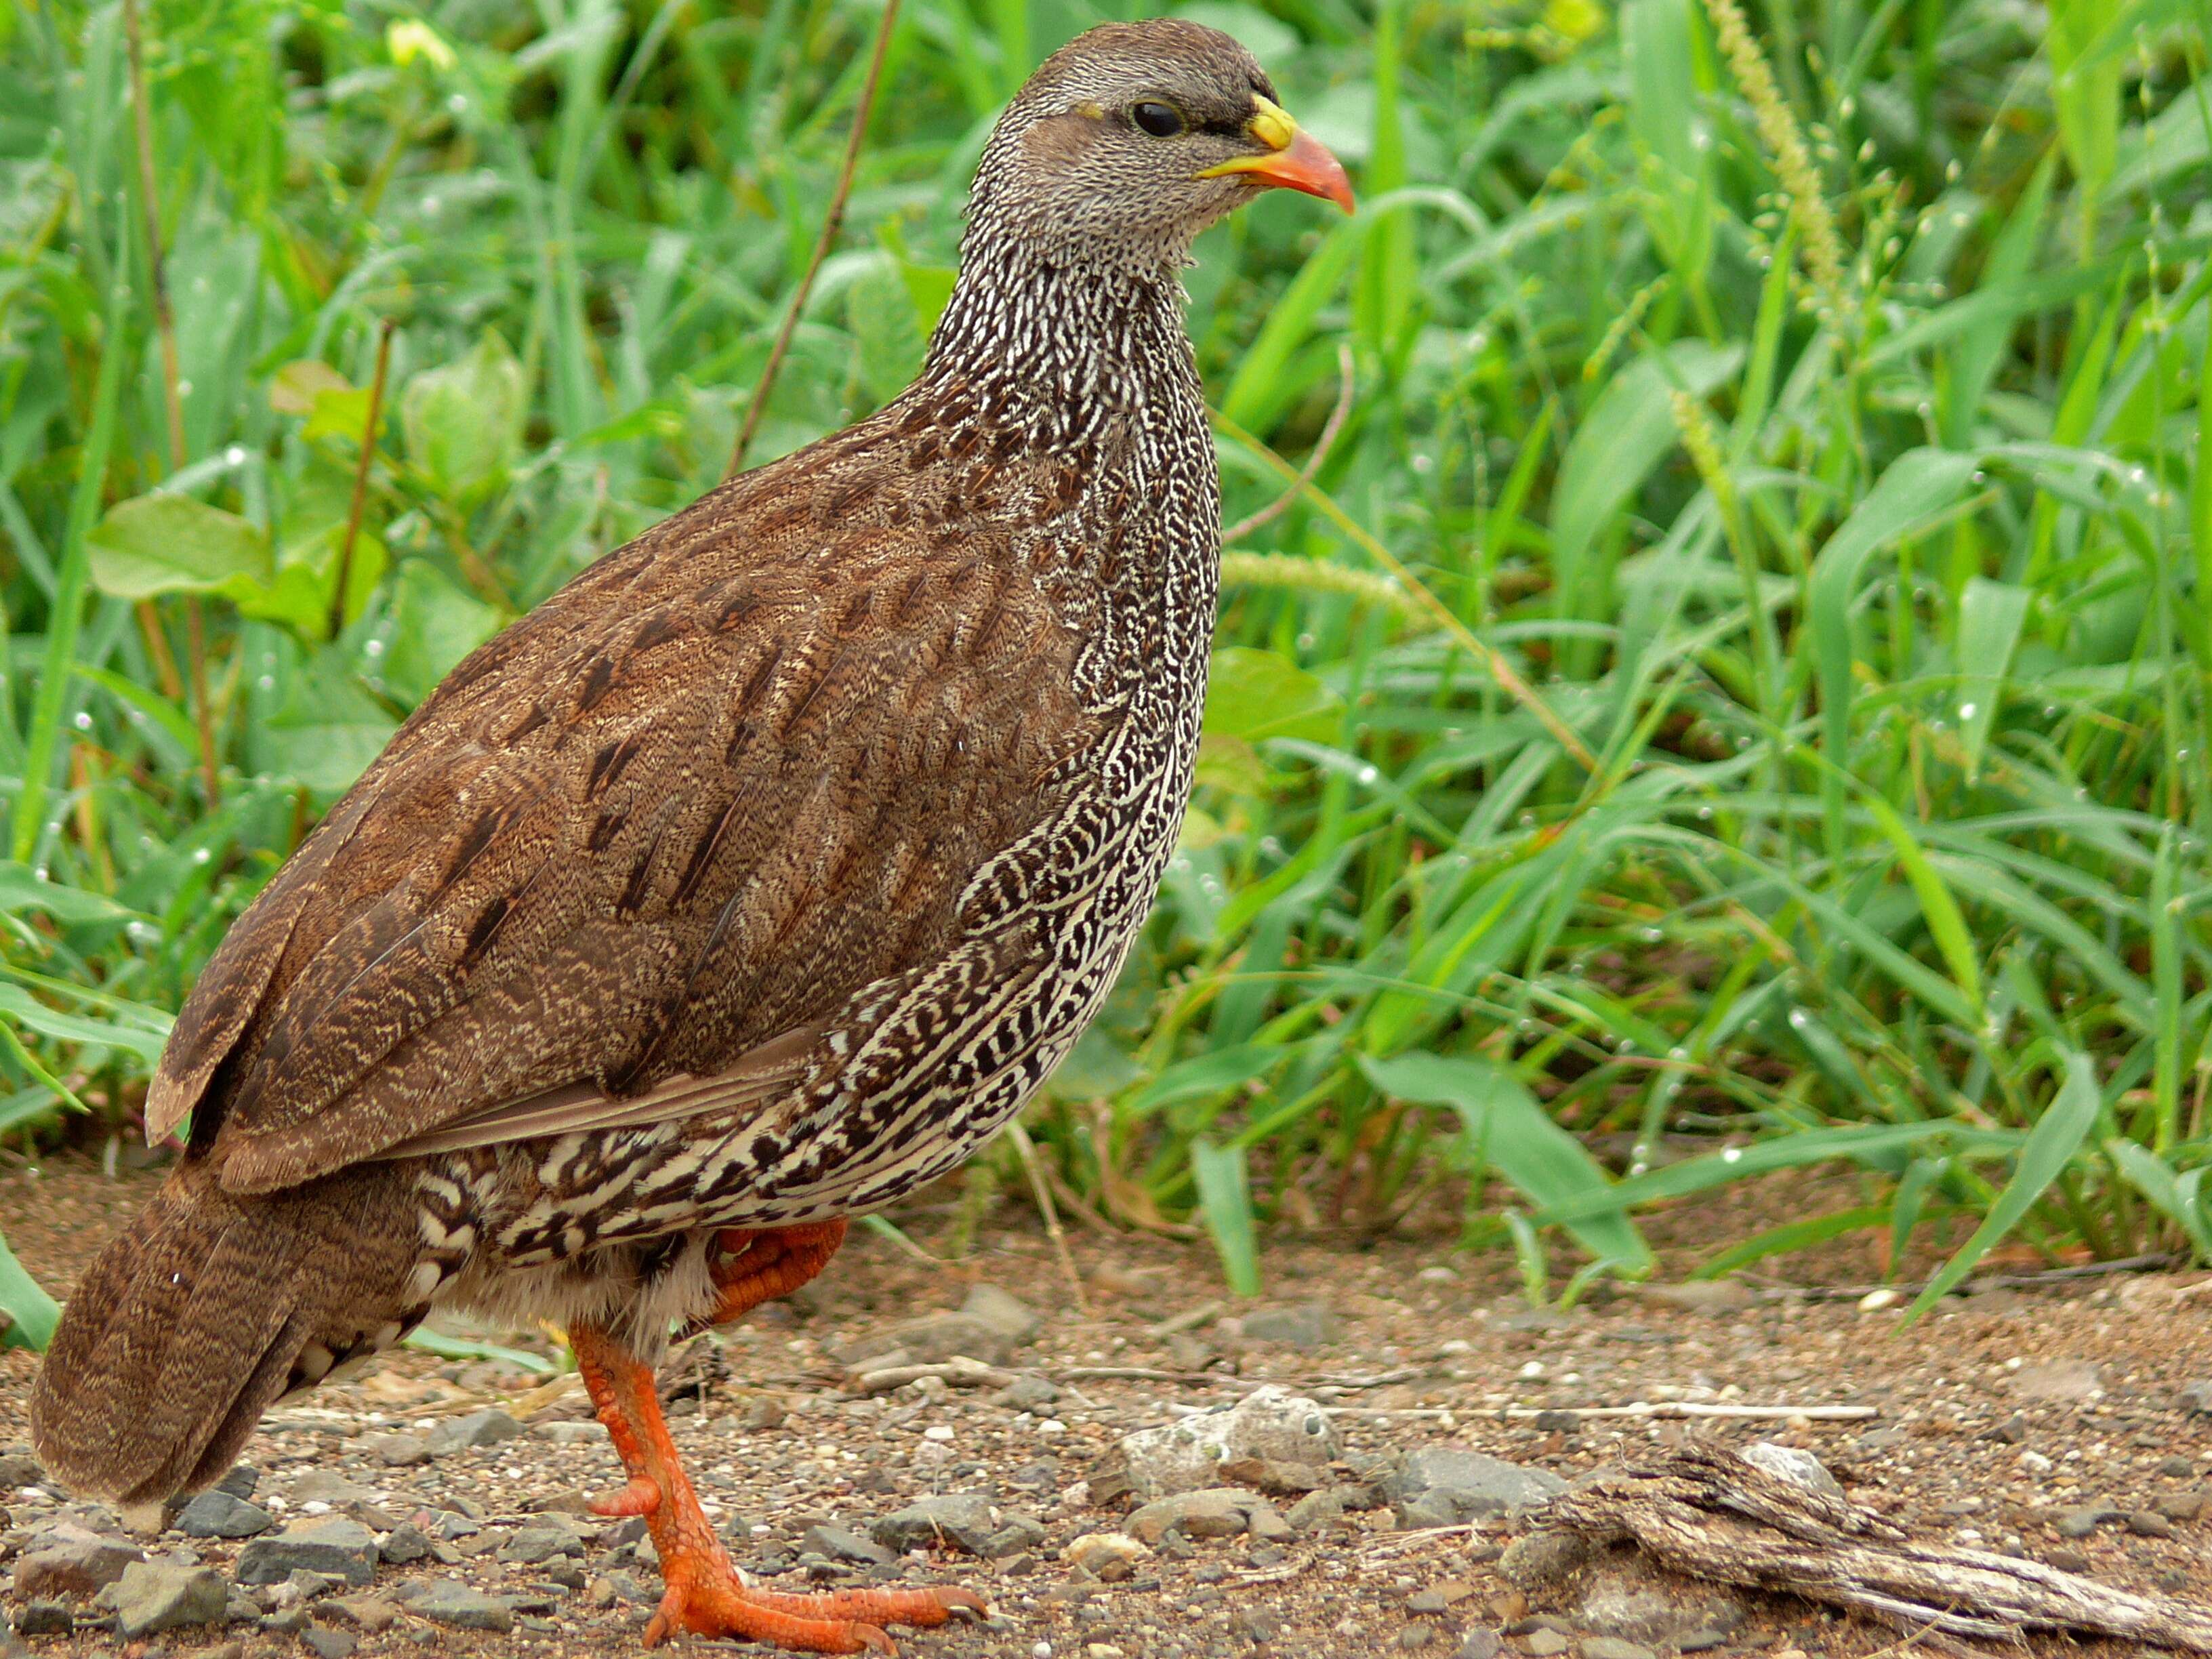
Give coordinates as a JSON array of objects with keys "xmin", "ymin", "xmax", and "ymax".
[{"xmin": 916, "ymin": 234, "xmax": 1202, "ymax": 448}]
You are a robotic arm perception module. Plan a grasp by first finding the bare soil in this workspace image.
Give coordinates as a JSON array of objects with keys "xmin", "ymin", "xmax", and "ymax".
[{"xmin": 1, "ymin": 1155, "xmax": 2209, "ymax": 1659}]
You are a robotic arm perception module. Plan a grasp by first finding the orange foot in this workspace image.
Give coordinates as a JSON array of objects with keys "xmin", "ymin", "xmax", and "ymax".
[
  {"xmin": 570, "ymin": 1292, "xmax": 987, "ymax": 1656},
  {"xmin": 651, "ymin": 1544, "xmax": 984, "ymax": 1654}
]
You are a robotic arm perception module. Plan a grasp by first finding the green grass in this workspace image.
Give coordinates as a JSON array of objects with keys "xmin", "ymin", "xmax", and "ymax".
[{"xmin": 4, "ymin": 0, "xmax": 2212, "ymax": 1324}]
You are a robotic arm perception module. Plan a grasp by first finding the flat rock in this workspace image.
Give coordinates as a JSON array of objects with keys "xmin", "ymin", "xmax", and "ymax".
[
  {"xmin": 1576, "ymin": 1573, "xmax": 1744, "ymax": 1644},
  {"xmin": 1062, "ymin": 1532, "xmax": 1148, "ymax": 1583},
  {"xmin": 1496, "ymin": 1530, "xmax": 1595, "ymax": 1588},
  {"xmin": 800, "ymin": 1524, "xmax": 893, "ymax": 1567},
  {"xmin": 237, "ymin": 1519, "xmax": 380, "ymax": 1587},
  {"xmin": 1235, "ymin": 1303, "xmax": 1343, "ymax": 1349},
  {"xmin": 844, "ymin": 1312, "xmax": 1013, "ymax": 1369},
  {"xmin": 104, "ymin": 1561, "xmax": 228, "ymax": 1637},
  {"xmin": 499, "ymin": 1519, "xmax": 583, "ymax": 1565},
  {"xmin": 424, "ymin": 1411, "xmax": 526, "ymax": 1456},
  {"xmin": 377, "ymin": 1523, "xmax": 433, "ymax": 1565},
  {"xmin": 407, "ymin": 1581, "xmax": 514, "ymax": 1633},
  {"xmin": 1284, "ymin": 1488, "xmax": 1344, "ymax": 1533},
  {"xmin": 869, "ymin": 1494, "xmax": 998, "ymax": 1556},
  {"xmin": 13, "ymin": 1535, "xmax": 144, "ymax": 1597},
  {"xmin": 289, "ymin": 1471, "xmax": 376, "ymax": 1507},
  {"xmin": 12, "ymin": 1601, "xmax": 70, "ymax": 1636},
  {"xmin": 1379, "ymin": 1447, "xmax": 1565, "ymax": 1521},
  {"xmin": 989, "ymin": 1376, "xmax": 1061, "ymax": 1412},
  {"xmin": 1116, "ymin": 1385, "xmax": 1339, "ymax": 1498},
  {"xmin": 2010, "ymin": 1359, "xmax": 2103, "ymax": 1403},
  {"xmin": 2177, "ymin": 1380, "xmax": 2212, "ymax": 1416},
  {"xmin": 1578, "ymin": 1640, "xmax": 1656, "ymax": 1659},
  {"xmin": 366, "ymin": 1435, "xmax": 430, "ymax": 1468},
  {"xmin": 327, "ymin": 1596, "xmax": 403, "ymax": 1633},
  {"xmin": 1740, "ymin": 1442, "xmax": 1843, "ymax": 1502},
  {"xmin": 960, "ymin": 1284, "xmax": 1044, "ymax": 1345},
  {"xmin": 1640, "ymin": 1280, "xmax": 1753, "ymax": 1313},
  {"xmin": 175, "ymin": 1491, "xmax": 274, "ymax": 1540},
  {"xmin": 1124, "ymin": 1488, "xmax": 1254, "ymax": 1544},
  {"xmin": 531, "ymin": 1422, "xmax": 607, "ymax": 1445},
  {"xmin": 302, "ymin": 1626, "xmax": 359, "ymax": 1659},
  {"xmin": 1456, "ymin": 1633, "xmax": 1503, "ymax": 1659}
]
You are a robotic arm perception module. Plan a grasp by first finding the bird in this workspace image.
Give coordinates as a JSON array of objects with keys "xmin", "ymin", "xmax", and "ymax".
[{"xmin": 32, "ymin": 19, "xmax": 1351, "ymax": 1656}]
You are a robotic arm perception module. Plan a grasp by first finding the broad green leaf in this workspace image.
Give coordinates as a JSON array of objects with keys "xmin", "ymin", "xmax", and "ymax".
[
  {"xmin": 1551, "ymin": 342, "xmax": 1742, "ymax": 628},
  {"xmin": 378, "ymin": 560, "xmax": 506, "ymax": 707},
  {"xmin": 269, "ymin": 359, "xmax": 352, "ymax": 416},
  {"xmin": 1907, "ymin": 1052, "xmax": 2103, "ymax": 1317},
  {"xmin": 254, "ymin": 653, "xmax": 399, "ymax": 795},
  {"xmin": 1122, "ymin": 1044, "xmax": 1289, "ymax": 1120},
  {"xmin": 1860, "ymin": 796, "xmax": 1984, "ymax": 1020},
  {"xmin": 402, "ymin": 330, "xmax": 525, "ymax": 502},
  {"xmin": 1954, "ymin": 577, "xmax": 2030, "ymax": 780},
  {"xmin": 1361, "ymin": 1051, "xmax": 1654, "ymax": 1274},
  {"xmin": 87, "ymin": 493, "xmax": 270, "ymax": 600},
  {"xmin": 1807, "ymin": 448, "xmax": 1982, "ymax": 858},
  {"xmin": 0, "ymin": 1229, "xmax": 57, "ymax": 1352},
  {"xmin": 1204, "ymin": 647, "xmax": 1343, "ymax": 744},
  {"xmin": 0, "ymin": 983, "xmax": 171, "ymax": 1065},
  {"xmin": 0, "ymin": 863, "xmax": 138, "ymax": 927},
  {"xmin": 1191, "ymin": 1138, "xmax": 1261, "ymax": 1296}
]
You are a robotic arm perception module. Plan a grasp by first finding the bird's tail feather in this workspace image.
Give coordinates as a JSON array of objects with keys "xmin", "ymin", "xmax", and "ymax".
[{"xmin": 30, "ymin": 1158, "xmax": 419, "ymax": 1511}]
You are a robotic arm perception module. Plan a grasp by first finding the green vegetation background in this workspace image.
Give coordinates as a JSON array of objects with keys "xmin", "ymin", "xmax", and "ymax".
[{"xmin": 3, "ymin": 0, "xmax": 2209, "ymax": 1344}]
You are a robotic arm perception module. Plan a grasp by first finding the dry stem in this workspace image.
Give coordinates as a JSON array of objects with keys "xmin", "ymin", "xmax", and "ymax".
[{"xmin": 726, "ymin": 0, "xmax": 903, "ymax": 478}]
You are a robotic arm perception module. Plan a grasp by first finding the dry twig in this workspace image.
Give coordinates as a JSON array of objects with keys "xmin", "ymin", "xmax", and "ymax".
[
  {"xmin": 330, "ymin": 319, "xmax": 396, "ymax": 640},
  {"xmin": 1501, "ymin": 1401, "xmax": 1877, "ymax": 1422},
  {"xmin": 727, "ymin": 0, "xmax": 903, "ymax": 478},
  {"xmin": 1220, "ymin": 344, "xmax": 1355, "ymax": 545},
  {"xmin": 1545, "ymin": 1443, "xmax": 2212, "ymax": 1652}
]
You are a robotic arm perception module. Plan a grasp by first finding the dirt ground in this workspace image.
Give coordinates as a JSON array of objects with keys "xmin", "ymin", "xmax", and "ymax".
[{"xmin": 1, "ymin": 1155, "xmax": 2210, "ymax": 1659}]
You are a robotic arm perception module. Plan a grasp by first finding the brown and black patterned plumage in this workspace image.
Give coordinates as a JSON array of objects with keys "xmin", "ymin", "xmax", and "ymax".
[{"xmin": 34, "ymin": 25, "xmax": 1349, "ymax": 1647}]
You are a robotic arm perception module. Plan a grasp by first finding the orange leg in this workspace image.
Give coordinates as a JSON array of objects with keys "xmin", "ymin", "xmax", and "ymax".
[{"xmin": 568, "ymin": 1224, "xmax": 983, "ymax": 1655}]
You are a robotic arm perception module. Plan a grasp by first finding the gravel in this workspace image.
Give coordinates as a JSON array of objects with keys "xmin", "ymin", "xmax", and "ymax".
[{"xmin": 6, "ymin": 1155, "xmax": 2212, "ymax": 1659}]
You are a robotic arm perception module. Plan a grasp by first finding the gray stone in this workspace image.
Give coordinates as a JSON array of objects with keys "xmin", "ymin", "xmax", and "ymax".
[
  {"xmin": 1379, "ymin": 1448, "xmax": 1565, "ymax": 1520},
  {"xmin": 1577, "ymin": 1641, "xmax": 1655, "ymax": 1659},
  {"xmin": 842, "ymin": 1313, "xmax": 1012, "ymax": 1369},
  {"xmin": 289, "ymin": 1471, "xmax": 375, "ymax": 1507},
  {"xmin": 2045, "ymin": 1546, "xmax": 2091, "ymax": 1573},
  {"xmin": 1125, "ymin": 1488, "xmax": 1252, "ymax": 1544},
  {"xmin": 302, "ymin": 1626, "xmax": 359, "ymax": 1659},
  {"xmin": 14, "ymin": 1535, "xmax": 145, "ymax": 1597},
  {"xmin": 236, "ymin": 1519, "xmax": 380, "ymax": 1587},
  {"xmin": 1675, "ymin": 1632, "xmax": 1729, "ymax": 1654},
  {"xmin": 499, "ymin": 1520, "xmax": 582, "ymax": 1565},
  {"xmin": 2152, "ymin": 1489, "xmax": 2207, "ymax": 1522},
  {"xmin": 2127, "ymin": 1510, "xmax": 2175, "ymax": 1538},
  {"xmin": 1741, "ymin": 1442, "xmax": 1843, "ymax": 1502},
  {"xmin": 531, "ymin": 1421, "xmax": 607, "ymax": 1444},
  {"xmin": 1640, "ymin": 1281, "xmax": 1753, "ymax": 1313},
  {"xmin": 989, "ymin": 1376, "xmax": 1062, "ymax": 1412},
  {"xmin": 869, "ymin": 1494, "xmax": 998, "ymax": 1556},
  {"xmin": 1285, "ymin": 1488, "xmax": 1344, "ymax": 1533},
  {"xmin": 1496, "ymin": 1530, "xmax": 1594, "ymax": 1587},
  {"xmin": 1061, "ymin": 1533, "xmax": 1147, "ymax": 1583},
  {"xmin": 982, "ymin": 1511, "xmax": 1048, "ymax": 1558},
  {"xmin": 216, "ymin": 1466, "xmax": 260, "ymax": 1499},
  {"xmin": 1236, "ymin": 1303, "xmax": 1343, "ymax": 1349},
  {"xmin": 105, "ymin": 1561, "xmax": 228, "ymax": 1637},
  {"xmin": 1118, "ymin": 1385, "xmax": 1340, "ymax": 1498},
  {"xmin": 377, "ymin": 1523, "xmax": 433, "ymax": 1565},
  {"xmin": 1523, "ymin": 1633, "xmax": 1571, "ymax": 1658},
  {"xmin": 2177, "ymin": 1380, "xmax": 2212, "ymax": 1416},
  {"xmin": 367, "ymin": 1435, "xmax": 430, "ymax": 1468},
  {"xmin": 1244, "ymin": 1498, "xmax": 1294, "ymax": 1542},
  {"xmin": 12, "ymin": 1602, "xmax": 70, "ymax": 1636},
  {"xmin": 0, "ymin": 1453, "xmax": 45, "ymax": 1489},
  {"xmin": 1455, "ymin": 1633, "xmax": 1503, "ymax": 1659},
  {"xmin": 326, "ymin": 1597, "xmax": 402, "ymax": 1633},
  {"xmin": 2053, "ymin": 1505, "xmax": 2119, "ymax": 1540},
  {"xmin": 2010, "ymin": 1359, "xmax": 2102, "ymax": 1402},
  {"xmin": 176, "ymin": 1492, "xmax": 274, "ymax": 1540},
  {"xmin": 424, "ymin": 1411, "xmax": 526, "ymax": 1456},
  {"xmin": 799, "ymin": 1525, "xmax": 893, "ymax": 1567},
  {"xmin": 1575, "ymin": 1574, "xmax": 1742, "ymax": 1644},
  {"xmin": 408, "ymin": 1581, "xmax": 514, "ymax": 1633},
  {"xmin": 960, "ymin": 1284, "xmax": 1044, "ymax": 1345}
]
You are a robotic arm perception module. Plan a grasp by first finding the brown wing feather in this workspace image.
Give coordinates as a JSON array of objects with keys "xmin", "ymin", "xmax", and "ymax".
[{"xmin": 156, "ymin": 421, "xmax": 1099, "ymax": 1195}]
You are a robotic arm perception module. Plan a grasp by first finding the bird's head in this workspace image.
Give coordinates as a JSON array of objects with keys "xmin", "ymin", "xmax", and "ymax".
[{"xmin": 966, "ymin": 20, "xmax": 1355, "ymax": 269}]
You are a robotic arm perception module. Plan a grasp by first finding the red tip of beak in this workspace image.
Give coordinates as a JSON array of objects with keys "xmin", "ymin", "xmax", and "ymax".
[{"xmin": 1247, "ymin": 131, "xmax": 1356, "ymax": 213}]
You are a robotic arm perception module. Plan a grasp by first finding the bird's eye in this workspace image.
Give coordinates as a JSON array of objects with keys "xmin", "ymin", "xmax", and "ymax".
[{"xmin": 1131, "ymin": 101, "xmax": 1184, "ymax": 138}]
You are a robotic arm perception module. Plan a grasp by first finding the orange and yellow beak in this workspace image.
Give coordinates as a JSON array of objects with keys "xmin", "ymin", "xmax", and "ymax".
[{"xmin": 1197, "ymin": 96, "xmax": 1355, "ymax": 213}]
